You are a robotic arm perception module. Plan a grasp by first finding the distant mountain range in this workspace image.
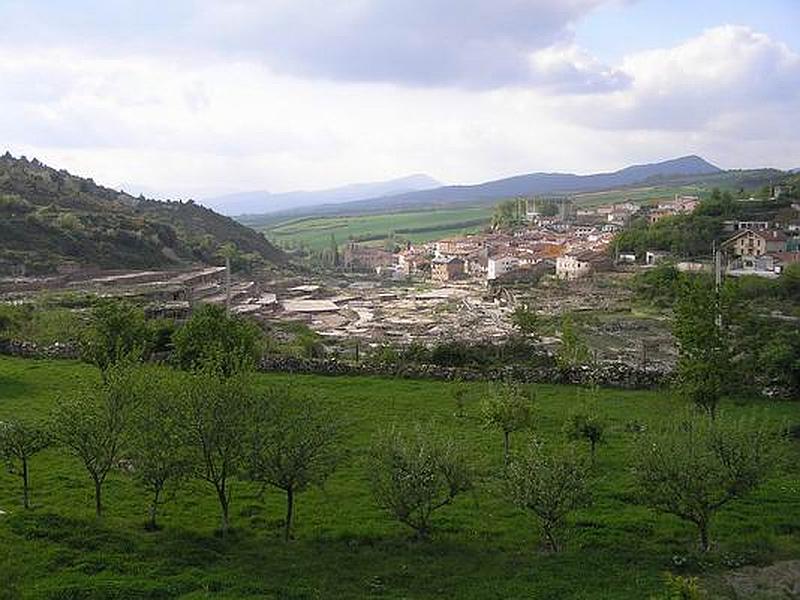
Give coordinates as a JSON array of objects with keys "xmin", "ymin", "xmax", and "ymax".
[
  {"xmin": 0, "ymin": 153, "xmax": 286, "ymax": 275},
  {"xmin": 241, "ymin": 155, "xmax": 725, "ymax": 221},
  {"xmin": 203, "ymin": 174, "xmax": 441, "ymax": 216}
]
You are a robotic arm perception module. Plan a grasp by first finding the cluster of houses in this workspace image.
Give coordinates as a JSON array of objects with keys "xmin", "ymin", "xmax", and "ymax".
[
  {"xmin": 340, "ymin": 195, "xmax": 800, "ymax": 283},
  {"xmin": 721, "ymin": 218, "xmax": 800, "ymax": 277},
  {"xmin": 646, "ymin": 195, "xmax": 700, "ymax": 224},
  {"xmin": 342, "ymin": 198, "xmax": 645, "ymax": 285}
]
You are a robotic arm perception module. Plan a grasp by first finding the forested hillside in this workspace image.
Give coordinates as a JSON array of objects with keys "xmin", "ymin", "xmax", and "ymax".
[
  {"xmin": 0, "ymin": 153, "xmax": 287, "ymax": 274},
  {"xmin": 614, "ymin": 181, "xmax": 800, "ymax": 259}
]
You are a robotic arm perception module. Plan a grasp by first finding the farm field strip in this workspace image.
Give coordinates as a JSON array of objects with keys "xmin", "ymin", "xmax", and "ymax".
[{"xmin": 259, "ymin": 207, "xmax": 493, "ymax": 249}]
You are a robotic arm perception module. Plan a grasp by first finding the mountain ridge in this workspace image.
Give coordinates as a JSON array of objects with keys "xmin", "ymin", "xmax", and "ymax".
[
  {"xmin": 203, "ymin": 173, "xmax": 441, "ymax": 216},
  {"xmin": 0, "ymin": 153, "xmax": 287, "ymax": 275},
  {"xmin": 248, "ymin": 155, "xmax": 723, "ymax": 220}
]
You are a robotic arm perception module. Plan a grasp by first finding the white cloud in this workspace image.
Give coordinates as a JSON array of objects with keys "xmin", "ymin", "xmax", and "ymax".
[
  {"xmin": 0, "ymin": 22, "xmax": 798, "ymax": 201},
  {"xmin": 1, "ymin": 0, "xmax": 627, "ymax": 91},
  {"xmin": 528, "ymin": 44, "xmax": 630, "ymax": 92},
  {"xmin": 574, "ymin": 25, "xmax": 800, "ymax": 131}
]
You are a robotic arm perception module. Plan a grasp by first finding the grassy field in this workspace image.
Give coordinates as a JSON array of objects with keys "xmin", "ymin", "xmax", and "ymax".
[
  {"xmin": 249, "ymin": 184, "xmax": 713, "ymax": 251},
  {"xmin": 1, "ymin": 356, "xmax": 799, "ymax": 599},
  {"xmin": 573, "ymin": 185, "xmax": 707, "ymax": 209},
  {"xmin": 256, "ymin": 207, "xmax": 492, "ymax": 250}
]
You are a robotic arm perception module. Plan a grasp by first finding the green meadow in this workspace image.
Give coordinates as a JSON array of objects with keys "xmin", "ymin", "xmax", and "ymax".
[
  {"xmin": 254, "ymin": 207, "xmax": 492, "ymax": 250},
  {"xmin": 1, "ymin": 356, "xmax": 799, "ymax": 599}
]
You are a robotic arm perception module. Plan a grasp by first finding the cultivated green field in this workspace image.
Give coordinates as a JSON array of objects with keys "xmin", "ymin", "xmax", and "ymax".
[
  {"xmin": 573, "ymin": 185, "xmax": 707, "ymax": 209},
  {"xmin": 255, "ymin": 207, "xmax": 492, "ymax": 250},
  {"xmin": 1, "ymin": 357, "xmax": 799, "ymax": 599}
]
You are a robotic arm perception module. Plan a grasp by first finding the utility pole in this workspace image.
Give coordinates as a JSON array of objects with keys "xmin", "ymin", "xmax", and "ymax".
[
  {"xmin": 225, "ymin": 255, "xmax": 232, "ymax": 315},
  {"xmin": 713, "ymin": 240, "xmax": 723, "ymax": 328}
]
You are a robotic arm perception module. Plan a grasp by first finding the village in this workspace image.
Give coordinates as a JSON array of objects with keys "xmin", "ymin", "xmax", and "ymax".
[{"xmin": 2, "ymin": 192, "xmax": 799, "ymax": 367}]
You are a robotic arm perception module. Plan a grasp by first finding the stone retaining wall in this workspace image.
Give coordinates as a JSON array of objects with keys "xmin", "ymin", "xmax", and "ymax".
[
  {"xmin": 0, "ymin": 340, "xmax": 671, "ymax": 390},
  {"xmin": 257, "ymin": 355, "xmax": 671, "ymax": 390},
  {"xmin": 0, "ymin": 339, "xmax": 79, "ymax": 359}
]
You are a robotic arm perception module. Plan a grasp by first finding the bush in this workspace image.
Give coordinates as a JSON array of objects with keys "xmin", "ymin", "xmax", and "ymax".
[
  {"xmin": 172, "ymin": 304, "xmax": 263, "ymax": 376},
  {"xmin": 633, "ymin": 414, "xmax": 784, "ymax": 551},
  {"xmin": 506, "ymin": 438, "xmax": 591, "ymax": 552},
  {"xmin": 368, "ymin": 425, "xmax": 473, "ymax": 539}
]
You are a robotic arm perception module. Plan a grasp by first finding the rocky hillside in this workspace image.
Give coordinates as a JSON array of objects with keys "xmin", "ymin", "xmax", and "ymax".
[{"xmin": 0, "ymin": 153, "xmax": 287, "ymax": 274}]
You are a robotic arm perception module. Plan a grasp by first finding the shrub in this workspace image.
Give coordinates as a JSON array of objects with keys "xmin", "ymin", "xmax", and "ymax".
[
  {"xmin": 172, "ymin": 304, "xmax": 262, "ymax": 376},
  {"xmin": 368, "ymin": 425, "xmax": 472, "ymax": 539},
  {"xmin": 633, "ymin": 415, "xmax": 784, "ymax": 551},
  {"xmin": 506, "ymin": 438, "xmax": 591, "ymax": 552}
]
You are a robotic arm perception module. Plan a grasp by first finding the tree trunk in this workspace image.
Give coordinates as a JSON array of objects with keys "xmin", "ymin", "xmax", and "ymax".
[
  {"xmin": 698, "ymin": 519, "xmax": 710, "ymax": 552},
  {"xmin": 590, "ymin": 439, "xmax": 597, "ymax": 464},
  {"xmin": 543, "ymin": 524, "xmax": 560, "ymax": 553},
  {"xmin": 284, "ymin": 487, "xmax": 294, "ymax": 542},
  {"xmin": 503, "ymin": 431, "xmax": 510, "ymax": 464},
  {"xmin": 147, "ymin": 487, "xmax": 161, "ymax": 531},
  {"xmin": 22, "ymin": 457, "xmax": 30, "ymax": 509},
  {"xmin": 216, "ymin": 484, "xmax": 230, "ymax": 537},
  {"xmin": 93, "ymin": 476, "xmax": 103, "ymax": 517}
]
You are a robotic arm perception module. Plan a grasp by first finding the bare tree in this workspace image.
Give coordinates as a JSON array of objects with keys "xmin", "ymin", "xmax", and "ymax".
[
  {"xmin": 182, "ymin": 371, "xmax": 253, "ymax": 537},
  {"xmin": 634, "ymin": 414, "xmax": 782, "ymax": 551},
  {"xmin": 506, "ymin": 438, "xmax": 591, "ymax": 552},
  {"xmin": 481, "ymin": 381, "xmax": 534, "ymax": 463},
  {"xmin": 368, "ymin": 425, "xmax": 472, "ymax": 539},
  {"xmin": 0, "ymin": 419, "xmax": 51, "ymax": 509},
  {"xmin": 246, "ymin": 389, "xmax": 342, "ymax": 541},
  {"xmin": 51, "ymin": 366, "xmax": 137, "ymax": 517}
]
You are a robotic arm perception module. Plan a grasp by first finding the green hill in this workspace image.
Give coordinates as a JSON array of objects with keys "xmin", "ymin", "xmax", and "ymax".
[{"xmin": 0, "ymin": 153, "xmax": 287, "ymax": 275}]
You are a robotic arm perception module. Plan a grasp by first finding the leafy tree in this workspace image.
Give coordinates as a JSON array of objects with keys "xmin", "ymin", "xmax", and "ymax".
[
  {"xmin": 780, "ymin": 262, "xmax": 800, "ymax": 299},
  {"xmin": 556, "ymin": 314, "xmax": 590, "ymax": 369},
  {"xmin": 695, "ymin": 189, "xmax": 737, "ymax": 218},
  {"xmin": 51, "ymin": 366, "xmax": 137, "ymax": 516},
  {"xmin": 0, "ymin": 420, "xmax": 51, "ymax": 509},
  {"xmin": 506, "ymin": 438, "xmax": 591, "ymax": 552},
  {"xmin": 481, "ymin": 381, "xmax": 535, "ymax": 463},
  {"xmin": 127, "ymin": 367, "xmax": 193, "ymax": 530},
  {"xmin": 452, "ymin": 381, "xmax": 469, "ymax": 418},
  {"xmin": 538, "ymin": 200, "xmax": 559, "ymax": 217},
  {"xmin": 632, "ymin": 263, "xmax": 681, "ymax": 307},
  {"xmin": 173, "ymin": 304, "xmax": 263, "ymax": 377},
  {"xmin": 491, "ymin": 199, "xmax": 525, "ymax": 230},
  {"xmin": 633, "ymin": 415, "xmax": 782, "ymax": 551},
  {"xmin": 757, "ymin": 327, "xmax": 800, "ymax": 396},
  {"xmin": 246, "ymin": 389, "xmax": 342, "ymax": 541},
  {"xmin": 564, "ymin": 404, "xmax": 605, "ymax": 463},
  {"xmin": 673, "ymin": 276, "xmax": 733, "ymax": 418},
  {"xmin": 510, "ymin": 303, "xmax": 539, "ymax": 339},
  {"xmin": 0, "ymin": 304, "xmax": 16, "ymax": 340},
  {"xmin": 182, "ymin": 371, "xmax": 254, "ymax": 536},
  {"xmin": 368, "ymin": 425, "xmax": 472, "ymax": 539},
  {"xmin": 79, "ymin": 299, "xmax": 151, "ymax": 377},
  {"xmin": 216, "ymin": 242, "xmax": 241, "ymax": 273},
  {"xmin": 329, "ymin": 233, "xmax": 340, "ymax": 267}
]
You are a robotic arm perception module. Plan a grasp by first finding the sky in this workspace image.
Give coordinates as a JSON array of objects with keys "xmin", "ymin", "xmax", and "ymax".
[{"xmin": 0, "ymin": 0, "xmax": 798, "ymax": 201}]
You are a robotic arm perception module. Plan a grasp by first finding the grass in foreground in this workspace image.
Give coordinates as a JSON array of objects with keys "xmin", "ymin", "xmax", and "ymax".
[{"xmin": 0, "ymin": 356, "xmax": 799, "ymax": 599}]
